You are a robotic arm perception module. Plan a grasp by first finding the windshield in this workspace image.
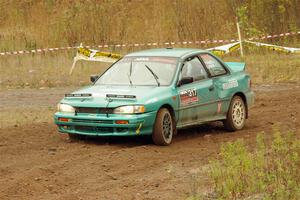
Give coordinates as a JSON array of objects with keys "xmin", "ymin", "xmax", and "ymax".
[{"xmin": 95, "ymin": 56, "xmax": 178, "ymax": 86}]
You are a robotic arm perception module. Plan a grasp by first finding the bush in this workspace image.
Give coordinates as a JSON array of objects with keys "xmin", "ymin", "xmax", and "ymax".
[{"xmin": 210, "ymin": 131, "xmax": 300, "ymax": 199}]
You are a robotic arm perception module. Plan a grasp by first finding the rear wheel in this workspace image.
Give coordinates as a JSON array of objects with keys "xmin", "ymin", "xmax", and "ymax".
[
  {"xmin": 152, "ymin": 108, "xmax": 174, "ymax": 146},
  {"xmin": 223, "ymin": 96, "xmax": 246, "ymax": 131}
]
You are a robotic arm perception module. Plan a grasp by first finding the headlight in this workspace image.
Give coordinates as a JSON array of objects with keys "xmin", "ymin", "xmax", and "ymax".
[
  {"xmin": 114, "ymin": 105, "xmax": 145, "ymax": 114},
  {"xmin": 57, "ymin": 103, "xmax": 75, "ymax": 114}
]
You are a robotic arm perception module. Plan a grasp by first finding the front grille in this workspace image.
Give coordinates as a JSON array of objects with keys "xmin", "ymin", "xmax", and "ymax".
[
  {"xmin": 75, "ymin": 107, "xmax": 114, "ymax": 114},
  {"xmin": 75, "ymin": 126, "xmax": 113, "ymax": 133},
  {"xmin": 99, "ymin": 108, "xmax": 114, "ymax": 114},
  {"xmin": 76, "ymin": 107, "xmax": 98, "ymax": 114},
  {"xmin": 72, "ymin": 119, "xmax": 114, "ymax": 124}
]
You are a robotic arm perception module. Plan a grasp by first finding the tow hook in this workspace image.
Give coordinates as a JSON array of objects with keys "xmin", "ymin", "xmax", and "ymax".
[{"xmin": 136, "ymin": 123, "xmax": 143, "ymax": 134}]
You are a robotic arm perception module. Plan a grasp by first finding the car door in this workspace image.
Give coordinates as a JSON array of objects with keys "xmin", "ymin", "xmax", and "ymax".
[
  {"xmin": 199, "ymin": 53, "xmax": 231, "ymax": 118},
  {"xmin": 176, "ymin": 56, "xmax": 218, "ymax": 127}
]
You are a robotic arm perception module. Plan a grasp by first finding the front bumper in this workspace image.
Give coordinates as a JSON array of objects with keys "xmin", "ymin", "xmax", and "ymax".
[{"xmin": 54, "ymin": 111, "xmax": 157, "ymax": 136}]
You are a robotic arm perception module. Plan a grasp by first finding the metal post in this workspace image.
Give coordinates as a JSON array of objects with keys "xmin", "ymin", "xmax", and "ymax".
[{"xmin": 236, "ymin": 21, "xmax": 244, "ymax": 57}]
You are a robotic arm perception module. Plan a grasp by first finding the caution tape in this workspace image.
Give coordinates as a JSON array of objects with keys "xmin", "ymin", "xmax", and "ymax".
[
  {"xmin": 0, "ymin": 46, "xmax": 77, "ymax": 56},
  {"xmin": 1, "ymin": 31, "xmax": 299, "ymax": 57},
  {"xmin": 77, "ymin": 47, "xmax": 122, "ymax": 60},
  {"xmin": 69, "ymin": 42, "xmax": 243, "ymax": 74},
  {"xmin": 69, "ymin": 46, "xmax": 123, "ymax": 74},
  {"xmin": 248, "ymin": 31, "xmax": 300, "ymax": 41},
  {"xmin": 0, "ymin": 39, "xmax": 239, "ymax": 57},
  {"xmin": 69, "ymin": 40, "xmax": 300, "ymax": 74},
  {"xmin": 207, "ymin": 42, "xmax": 241, "ymax": 56},
  {"xmin": 245, "ymin": 41, "xmax": 300, "ymax": 53}
]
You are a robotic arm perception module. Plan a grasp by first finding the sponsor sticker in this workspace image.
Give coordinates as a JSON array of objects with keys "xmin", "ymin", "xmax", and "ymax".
[
  {"xmin": 180, "ymin": 88, "xmax": 198, "ymax": 105},
  {"xmin": 106, "ymin": 94, "xmax": 136, "ymax": 99},
  {"xmin": 65, "ymin": 93, "xmax": 92, "ymax": 98},
  {"xmin": 222, "ymin": 79, "xmax": 238, "ymax": 90}
]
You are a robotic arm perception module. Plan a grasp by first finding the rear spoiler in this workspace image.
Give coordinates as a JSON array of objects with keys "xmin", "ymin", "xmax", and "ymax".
[{"xmin": 225, "ymin": 62, "xmax": 246, "ymax": 73}]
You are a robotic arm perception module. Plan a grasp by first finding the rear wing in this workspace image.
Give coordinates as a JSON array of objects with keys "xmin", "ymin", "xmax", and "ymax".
[{"xmin": 225, "ymin": 62, "xmax": 246, "ymax": 73}]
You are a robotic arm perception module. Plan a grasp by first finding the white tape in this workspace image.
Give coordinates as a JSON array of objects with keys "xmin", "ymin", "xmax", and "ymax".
[
  {"xmin": 0, "ymin": 31, "xmax": 299, "ymax": 57},
  {"xmin": 245, "ymin": 40, "xmax": 300, "ymax": 53}
]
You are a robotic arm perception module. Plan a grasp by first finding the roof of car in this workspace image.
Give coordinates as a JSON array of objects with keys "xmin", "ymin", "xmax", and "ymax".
[{"xmin": 125, "ymin": 48, "xmax": 209, "ymax": 58}]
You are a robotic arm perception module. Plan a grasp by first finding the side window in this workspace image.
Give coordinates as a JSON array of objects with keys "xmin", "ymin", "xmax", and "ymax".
[
  {"xmin": 181, "ymin": 57, "xmax": 208, "ymax": 82},
  {"xmin": 199, "ymin": 54, "xmax": 227, "ymax": 76}
]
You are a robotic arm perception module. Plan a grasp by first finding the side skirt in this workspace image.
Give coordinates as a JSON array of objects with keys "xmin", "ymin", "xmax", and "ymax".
[{"xmin": 176, "ymin": 116, "xmax": 226, "ymax": 129}]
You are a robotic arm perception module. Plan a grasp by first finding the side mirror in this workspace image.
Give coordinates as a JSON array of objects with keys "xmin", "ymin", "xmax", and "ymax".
[
  {"xmin": 177, "ymin": 76, "xmax": 193, "ymax": 86},
  {"xmin": 90, "ymin": 75, "xmax": 99, "ymax": 83}
]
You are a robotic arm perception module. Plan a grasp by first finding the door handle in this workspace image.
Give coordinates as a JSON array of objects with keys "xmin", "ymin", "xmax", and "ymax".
[{"xmin": 209, "ymin": 85, "xmax": 215, "ymax": 91}]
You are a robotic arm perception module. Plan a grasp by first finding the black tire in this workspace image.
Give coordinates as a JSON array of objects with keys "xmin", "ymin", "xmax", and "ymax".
[
  {"xmin": 152, "ymin": 108, "xmax": 174, "ymax": 146},
  {"xmin": 223, "ymin": 96, "xmax": 246, "ymax": 131}
]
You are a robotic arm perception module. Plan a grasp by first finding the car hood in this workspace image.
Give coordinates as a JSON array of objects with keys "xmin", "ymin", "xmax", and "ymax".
[{"xmin": 60, "ymin": 85, "xmax": 168, "ymax": 108}]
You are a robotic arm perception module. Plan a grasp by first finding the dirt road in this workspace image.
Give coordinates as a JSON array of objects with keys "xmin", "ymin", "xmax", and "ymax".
[{"xmin": 1, "ymin": 84, "xmax": 300, "ymax": 200}]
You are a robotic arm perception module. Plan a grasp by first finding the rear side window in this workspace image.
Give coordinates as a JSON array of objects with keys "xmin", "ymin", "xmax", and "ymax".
[{"xmin": 199, "ymin": 54, "xmax": 227, "ymax": 76}]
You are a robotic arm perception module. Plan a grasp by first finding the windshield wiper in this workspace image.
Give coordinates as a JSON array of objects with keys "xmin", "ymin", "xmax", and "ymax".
[
  {"xmin": 127, "ymin": 73, "xmax": 133, "ymax": 86},
  {"xmin": 144, "ymin": 64, "xmax": 160, "ymax": 86},
  {"xmin": 127, "ymin": 61, "xmax": 133, "ymax": 86}
]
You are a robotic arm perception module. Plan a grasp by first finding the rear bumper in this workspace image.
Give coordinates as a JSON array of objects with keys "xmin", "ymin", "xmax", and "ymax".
[{"xmin": 54, "ymin": 111, "xmax": 157, "ymax": 136}]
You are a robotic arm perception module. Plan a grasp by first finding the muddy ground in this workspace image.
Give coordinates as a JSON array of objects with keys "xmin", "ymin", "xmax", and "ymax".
[{"xmin": 0, "ymin": 84, "xmax": 300, "ymax": 200}]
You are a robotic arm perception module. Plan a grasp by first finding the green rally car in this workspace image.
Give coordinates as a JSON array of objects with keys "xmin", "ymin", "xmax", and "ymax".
[{"xmin": 54, "ymin": 48, "xmax": 254, "ymax": 145}]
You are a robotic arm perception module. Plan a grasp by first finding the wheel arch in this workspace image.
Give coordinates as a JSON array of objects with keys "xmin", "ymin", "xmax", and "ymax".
[
  {"xmin": 159, "ymin": 104, "xmax": 177, "ymax": 134},
  {"xmin": 159, "ymin": 104, "xmax": 175, "ymax": 120},
  {"xmin": 232, "ymin": 92, "xmax": 248, "ymax": 118}
]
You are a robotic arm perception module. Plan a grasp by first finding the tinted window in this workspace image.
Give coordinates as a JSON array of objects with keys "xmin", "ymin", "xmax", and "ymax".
[
  {"xmin": 180, "ymin": 57, "xmax": 208, "ymax": 82},
  {"xmin": 200, "ymin": 54, "xmax": 227, "ymax": 76}
]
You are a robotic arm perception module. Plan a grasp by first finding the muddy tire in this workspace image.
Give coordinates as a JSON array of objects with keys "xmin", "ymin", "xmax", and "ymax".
[
  {"xmin": 152, "ymin": 108, "xmax": 174, "ymax": 146},
  {"xmin": 223, "ymin": 96, "xmax": 246, "ymax": 131}
]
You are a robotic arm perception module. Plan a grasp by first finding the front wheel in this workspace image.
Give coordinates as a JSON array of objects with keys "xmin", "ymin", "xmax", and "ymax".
[
  {"xmin": 152, "ymin": 108, "xmax": 174, "ymax": 146},
  {"xmin": 223, "ymin": 96, "xmax": 246, "ymax": 131}
]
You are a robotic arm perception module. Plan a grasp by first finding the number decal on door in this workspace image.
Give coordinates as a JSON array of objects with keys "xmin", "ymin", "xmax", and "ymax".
[{"xmin": 180, "ymin": 88, "xmax": 198, "ymax": 105}]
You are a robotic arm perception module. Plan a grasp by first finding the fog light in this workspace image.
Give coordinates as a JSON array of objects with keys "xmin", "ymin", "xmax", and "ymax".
[
  {"xmin": 59, "ymin": 117, "xmax": 70, "ymax": 122},
  {"xmin": 115, "ymin": 120, "xmax": 129, "ymax": 124}
]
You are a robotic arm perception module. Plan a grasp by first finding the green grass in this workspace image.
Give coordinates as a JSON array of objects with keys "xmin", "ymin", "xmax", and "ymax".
[{"xmin": 208, "ymin": 130, "xmax": 300, "ymax": 199}]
